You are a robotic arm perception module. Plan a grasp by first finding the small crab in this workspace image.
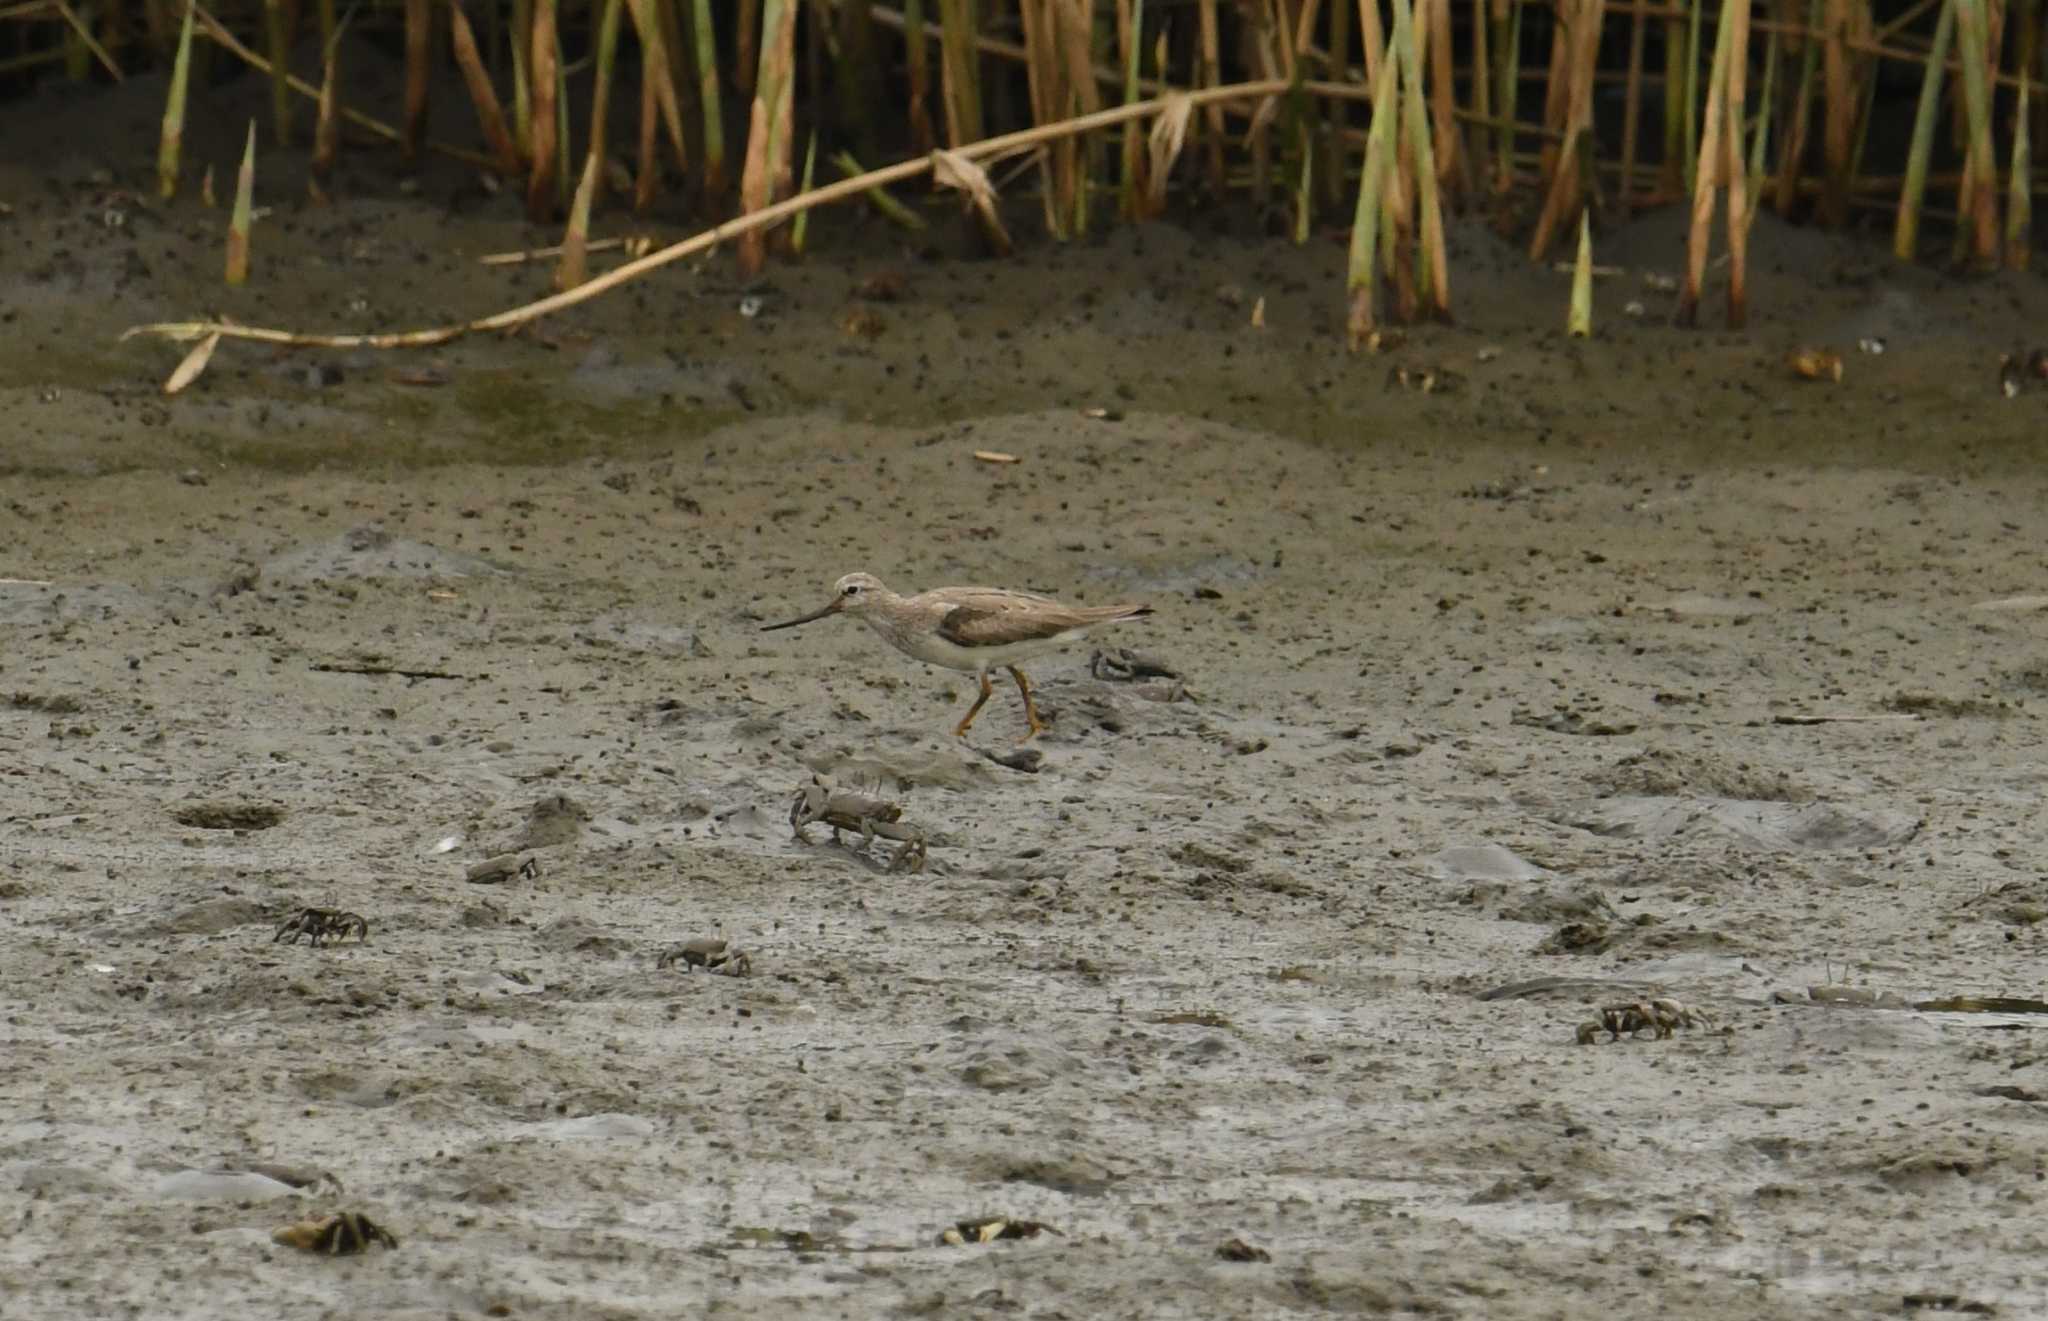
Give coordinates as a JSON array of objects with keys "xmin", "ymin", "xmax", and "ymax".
[
  {"xmin": 1592, "ymin": 997, "xmax": 1714, "ymax": 1042},
  {"xmin": 940, "ymin": 1217, "xmax": 1060, "ymax": 1247},
  {"xmin": 272, "ymin": 1211, "xmax": 398, "ymax": 1255},
  {"xmin": 273, "ymin": 907, "xmax": 369, "ymax": 947},
  {"xmin": 788, "ymin": 775, "xmax": 928, "ymax": 873},
  {"xmin": 1089, "ymin": 646, "xmax": 1181, "ymax": 681},
  {"xmin": 657, "ymin": 937, "xmax": 752, "ymax": 977}
]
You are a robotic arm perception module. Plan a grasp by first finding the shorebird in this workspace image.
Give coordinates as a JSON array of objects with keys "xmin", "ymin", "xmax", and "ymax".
[{"xmin": 761, "ymin": 572, "xmax": 1154, "ymax": 740}]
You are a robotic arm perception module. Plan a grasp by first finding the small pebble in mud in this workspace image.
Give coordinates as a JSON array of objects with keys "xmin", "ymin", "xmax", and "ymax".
[{"xmin": 1216, "ymin": 1237, "xmax": 1271, "ymax": 1263}]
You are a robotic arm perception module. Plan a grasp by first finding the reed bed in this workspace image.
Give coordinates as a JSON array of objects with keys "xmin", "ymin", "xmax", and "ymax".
[{"xmin": 8, "ymin": 0, "xmax": 2045, "ymax": 348}]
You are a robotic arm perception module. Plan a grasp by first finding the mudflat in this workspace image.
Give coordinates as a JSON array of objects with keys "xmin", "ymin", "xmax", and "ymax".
[{"xmin": 6, "ymin": 59, "xmax": 2048, "ymax": 1321}]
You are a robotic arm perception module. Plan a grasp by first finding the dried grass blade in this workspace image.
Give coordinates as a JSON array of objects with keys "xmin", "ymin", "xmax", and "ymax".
[
  {"xmin": 164, "ymin": 331, "xmax": 222, "ymax": 395},
  {"xmin": 1145, "ymin": 91, "xmax": 1193, "ymax": 216},
  {"xmin": 931, "ymin": 147, "xmax": 1014, "ymax": 254}
]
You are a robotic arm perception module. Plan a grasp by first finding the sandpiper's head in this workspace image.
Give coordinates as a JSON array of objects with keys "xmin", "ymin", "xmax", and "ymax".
[{"xmin": 761, "ymin": 572, "xmax": 890, "ymax": 631}]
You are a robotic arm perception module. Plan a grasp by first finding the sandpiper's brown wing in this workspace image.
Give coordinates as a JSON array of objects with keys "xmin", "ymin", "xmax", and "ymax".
[{"xmin": 933, "ymin": 588, "xmax": 1151, "ymax": 648}]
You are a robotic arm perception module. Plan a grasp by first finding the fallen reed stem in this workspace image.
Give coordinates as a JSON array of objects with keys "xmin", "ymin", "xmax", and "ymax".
[{"xmin": 122, "ymin": 78, "xmax": 1292, "ymax": 354}]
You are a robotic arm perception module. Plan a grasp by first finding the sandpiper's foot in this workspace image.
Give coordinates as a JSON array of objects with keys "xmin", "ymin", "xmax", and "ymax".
[
  {"xmin": 1008, "ymin": 666, "xmax": 1049, "ymax": 742},
  {"xmin": 954, "ymin": 669, "xmax": 996, "ymax": 738}
]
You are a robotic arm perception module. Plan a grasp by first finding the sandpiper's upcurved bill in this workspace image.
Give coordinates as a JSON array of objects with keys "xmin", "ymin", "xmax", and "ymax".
[{"xmin": 762, "ymin": 572, "xmax": 1154, "ymax": 740}]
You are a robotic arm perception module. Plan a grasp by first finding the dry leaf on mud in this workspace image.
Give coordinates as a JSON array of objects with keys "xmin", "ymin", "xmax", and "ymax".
[{"xmin": 163, "ymin": 331, "xmax": 221, "ymax": 395}]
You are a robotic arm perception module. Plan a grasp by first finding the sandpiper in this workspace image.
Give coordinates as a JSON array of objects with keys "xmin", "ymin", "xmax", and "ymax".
[{"xmin": 761, "ymin": 572, "xmax": 1154, "ymax": 740}]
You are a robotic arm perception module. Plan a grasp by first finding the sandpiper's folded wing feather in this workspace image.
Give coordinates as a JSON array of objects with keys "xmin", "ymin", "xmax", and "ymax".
[
  {"xmin": 935, "ymin": 590, "xmax": 1152, "ymax": 649},
  {"xmin": 936, "ymin": 603, "xmax": 1074, "ymax": 649}
]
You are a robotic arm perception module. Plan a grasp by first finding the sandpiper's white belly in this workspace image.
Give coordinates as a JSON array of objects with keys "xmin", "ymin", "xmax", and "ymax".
[{"xmin": 864, "ymin": 618, "xmax": 1087, "ymax": 673}]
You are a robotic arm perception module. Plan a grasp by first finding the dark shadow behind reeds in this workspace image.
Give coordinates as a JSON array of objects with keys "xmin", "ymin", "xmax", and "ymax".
[{"xmin": 13, "ymin": 0, "xmax": 2048, "ymax": 341}]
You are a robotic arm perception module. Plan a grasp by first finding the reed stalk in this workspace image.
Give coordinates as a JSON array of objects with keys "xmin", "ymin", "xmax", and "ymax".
[
  {"xmin": 311, "ymin": 20, "xmax": 340, "ymax": 187},
  {"xmin": 937, "ymin": 0, "xmax": 983, "ymax": 147},
  {"xmin": 905, "ymin": 0, "xmax": 935, "ymax": 153},
  {"xmin": 226, "ymin": 119, "xmax": 255, "ymax": 285},
  {"xmin": 1538, "ymin": 5, "xmax": 1570, "ymax": 182},
  {"xmin": 1324, "ymin": 0, "xmax": 1351, "ymax": 209},
  {"xmin": 1530, "ymin": 0, "xmax": 1608, "ymax": 258},
  {"xmin": 1820, "ymin": 0, "xmax": 1852, "ymax": 225},
  {"xmin": 586, "ymin": 0, "xmax": 624, "ymax": 208},
  {"xmin": 1346, "ymin": 40, "xmax": 1402, "ymax": 345},
  {"xmin": 1744, "ymin": 24, "xmax": 1777, "ymax": 226},
  {"xmin": 556, "ymin": 150, "xmax": 598, "ymax": 291},
  {"xmin": 1200, "ymin": 0, "xmax": 1225, "ymax": 191},
  {"xmin": 1676, "ymin": 0, "xmax": 1735, "ymax": 325},
  {"xmin": 526, "ymin": 0, "xmax": 558, "ymax": 221},
  {"xmin": 636, "ymin": 71, "xmax": 658, "ymax": 210},
  {"xmin": 834, "ymin": 150, "xmax": 928, "ymax": 228},
  {"xmin": 1496, "ymin": 0, "xmax": 1519, "ymax": 187},
  {"xmin": 1426, "ymin": 0, "xmax": 1465, "ymax": 198},
  {"xmin": 1894, "ymin": 0, "xmax": 1955, "ymax": 260},
  {"xmin": 1683, "ymin": 0, "xmax": 1702, "ymax": 188},
  {"xmin": 736, "ymin": 0, "xmax": 796, "ymax": 275},
  {"xmin": 1471, "ymin": 0, "xmax": 1491, "ymax": 189},
  {"xmin": 1118, "ymin": 0, "xmax": 1145, "ymax": 220},
  {"xmin": 791, "ymin": 130, "xmax": 818, "ymax": 254},
  {"xmin": 1567, "ymin": 208, "xmax": 1593, "ymax": 335},
  {"xmin": 449, "ymin": 1, "xmax": 522, "ymax": 175},
  {"xmin": 262, "ymin": 0, "xmax": 291, "ymax": 144},
  {"xmin": 2010, "ymin": 79, "xmax": 2032, "ymax": 269},
  {"xmin": 837, "ymin": 0, "xmax": 883, "ymax": 161},
  {"xmin": 402, "ymin": 0, "xmax": 428, "ymax": 159},
  {"xmin": 1659, "ymin": 0, "xmax": 1683, "ymax": 192},
  {"xmin": 1776, "ymin": 0, "xmax": 1823, "ymax": 213},
  {"xmin": 1954, "ymin": 0, "xmax": 2001, "ymax": 264},
  {"xmin": 737, "ymin": 0, "xmax": 759, "ymax": 94},
  {"xmin": 511, "ymin": 0, "xmax": 532, "ymax": 156},
  {"xmin": 1619, "ymin": 0, "xmax": 1647, "ymax": 210},
  {"xmin": 1391, "ymin": 0, "xmax": 1450, "ymax": 317},
  {"xmin": 633, "ymin": 0, "xmax": 689, "ymax": 179},
  {"xmin": 156, "ymin": 0, "xmax": 195, "ymax": 199},
  {"xmin": 691, "ymin": 0, "xmax": 727, "ymax": 196},
  {"xmin": 1724, "ymin": 0, "xmax": 1750, "ymax": 327},
  {"xmin": 553, "ymin": 32, "xmax": 571, "ymax": 209}
]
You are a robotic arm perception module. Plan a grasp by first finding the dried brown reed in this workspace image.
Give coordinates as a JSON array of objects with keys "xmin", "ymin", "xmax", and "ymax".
[{"xmin": 46, "ymin": 0, "xmax": 2044, "ymax": 359}]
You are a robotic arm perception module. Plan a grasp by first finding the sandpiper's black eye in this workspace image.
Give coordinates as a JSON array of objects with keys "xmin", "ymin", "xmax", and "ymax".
[{"xmin": 843, "ymin": 584, "xmax": 861, "ymax": 596}]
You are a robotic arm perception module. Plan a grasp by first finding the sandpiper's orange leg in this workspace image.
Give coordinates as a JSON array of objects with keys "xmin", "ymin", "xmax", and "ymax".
[
  {"xmin": 1007, "ymin": 666, "xmax": 1049, "ymax": 741},
  {"xmin": 953, "ymin": 668, "xmax": 996, "ymax": 738}
]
